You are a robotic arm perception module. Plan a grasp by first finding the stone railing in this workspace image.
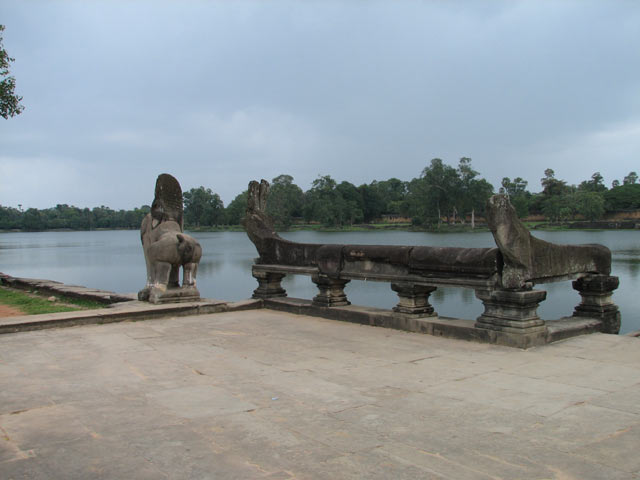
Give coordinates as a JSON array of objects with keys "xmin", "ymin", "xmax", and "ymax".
[{"xmin": 243, "ymin": 180, "xmax": 621, "ymax": 347}]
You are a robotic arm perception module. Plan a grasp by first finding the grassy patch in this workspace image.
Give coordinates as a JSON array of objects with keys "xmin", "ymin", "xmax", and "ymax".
[{"xmin": 0, "ymin": 287, "xmax": 105, "ymax": 315}]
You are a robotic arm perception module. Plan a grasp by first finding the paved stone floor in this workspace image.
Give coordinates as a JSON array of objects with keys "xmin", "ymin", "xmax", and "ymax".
[{"xmin": 1, "ymin": 309, "xmax": 639, "ymax": 479}]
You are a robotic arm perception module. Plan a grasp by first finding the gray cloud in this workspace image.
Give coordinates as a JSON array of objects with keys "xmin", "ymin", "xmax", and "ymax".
[{"xmin": 1, "ymin": 0, "xmax": 639, "ymax": 209}]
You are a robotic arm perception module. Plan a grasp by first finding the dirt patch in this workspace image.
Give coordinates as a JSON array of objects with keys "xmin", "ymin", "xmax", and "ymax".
[{"xmin": 0, "ymin": 304, "xmax": 24, "ymax": 318}]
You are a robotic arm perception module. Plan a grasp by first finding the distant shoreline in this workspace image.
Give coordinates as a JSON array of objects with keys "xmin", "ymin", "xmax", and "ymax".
[{"xmin": 1, "ymin": 220, "xmax": 638, "ymax": 234}]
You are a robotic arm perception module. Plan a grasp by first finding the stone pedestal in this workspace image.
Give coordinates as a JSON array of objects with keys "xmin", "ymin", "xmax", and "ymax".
[
  {"xmin": 312, "ymin": 274, "xmax": 350, "ymax": 307},
  {"xmin": 391, "ymin": 282, "xmax": 437, "ymax": 316},
  {"xmin": 572, "ymin": 275, "xmax": 621, "ymax": 334},
  {"xmin": 475, "ymin": 288, "xmax": 547, "ymax": 334},
  {"xmin": 147, "ymin": 286, "xmax": 200, "ymax": 304},
  {"xmin": 252, "ymin": 269, "xmax": 287, "ymax": 299}
]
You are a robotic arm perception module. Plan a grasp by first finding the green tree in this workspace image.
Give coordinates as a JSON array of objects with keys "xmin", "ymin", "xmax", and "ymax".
[
  {"xmin": 511, "ymin": 195, "xmax": 530, "ymax": 218},
  {"xmin": 374, "ymin": 178, "xmax": 407, "ymax": 215},
  {"xmin": 573, "ymin": 192, "xmax": 605, "ymax": 221},
  {"xmin": 0, "ymin": 205, "xmax": 22, "ymax": 229},
  {"xmin": 579, "ymin": 172, "xmax": 607, "ymax": 193},
  {"xmin": 420, "ymin": 158, "xmax": 460, "ymax": 226},
  {"xmin": 224, "ymin": 191, "xmax": 247, "ymax": 225},
  {"xmin": 456, "ymin": 157, "xmax": 493, "ymax": 227},
  {"xmin": 604, "ymin": 184, "xmax": 640, "ymax": 210},
  {"xmin": 358, "ymin": 183, "xmax": 385, "ymax": 223},
  {"xmin": 542, "ymin": 196, "xmax": 573, "ymax": 222},
  {"xmin": 336, "ymin": 181, "xmax": 364, "ymax": 225},
  {"xmin": 0, "ymin": 25, "xmax": 24, "ymax": 119},
  {"xmin": 501, "ymin": 177, "xmax": 528, "ymax": 197},
  {"xmin": 501, "ymin": 177, "xmax": 530, "ymax": 218},
  {"xmin": 303, "ymin": 175, "xmax": 353, "ymax": 226},
  {"xmin": 541, "ymin": 168, "xmax": 569, "ymax": 197},
  {"xmin": 403, "ymin": 158, "xmax": 471, "ymax": 226},
  {"xmin": 266, "ymin": 174, "xmax": 304, "ymax": 227},
  {"xmin": 183, "ymin": 186, "xmax": 224, "ymax": 227},
  {"xmin": 623, "ymin": 171, "xmax": 638, "ymax": 185},
  {"xmin": 22, "ymin": 208, "xmax": 44, "ymax": 230},
  {"xmin": 403, "ymin": 177, "xmax": 429, "ymax": 225}
]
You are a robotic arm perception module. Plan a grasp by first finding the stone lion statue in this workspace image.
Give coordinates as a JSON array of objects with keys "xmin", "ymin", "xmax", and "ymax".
[{"xmin": 138, "ymin": 174, "xmax": 202, "ymax": 304}]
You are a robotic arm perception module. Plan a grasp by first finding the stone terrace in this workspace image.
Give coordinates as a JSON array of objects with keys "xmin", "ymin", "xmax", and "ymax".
[{"xmin": 1, "ymin": 309, "xmax": 640, "ymax": 479}]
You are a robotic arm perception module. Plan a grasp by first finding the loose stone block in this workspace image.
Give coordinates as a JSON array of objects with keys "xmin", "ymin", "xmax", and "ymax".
[
  {"xmin": 573, "ymin": 274, "xmax": 621, "ymax": 334},
  {"xmin": 475, "ymin": 288, "xmax": 547, "ymax": 334},
  {"xmin": 391, "ymin": 282, "xmax": 437, "ymax": 316},
  {"xmin": 251, "ymin": 269, "xmax": 287, "ymax": 299},
  {"xmin": 312, "ymin": 274, "xmax": 350, "ymax": 307}
]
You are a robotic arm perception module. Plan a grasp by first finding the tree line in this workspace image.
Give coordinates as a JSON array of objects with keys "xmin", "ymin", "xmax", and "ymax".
[
  {"xmin": 520, "ymin": 169, "xmax": 640, "ymax": 222},
  {"xmin": 0, "ymin": 205, "xmax": 151, "ymax": 231},
  {"xmin": 2, "ymin": 159, "xmax": 639, "ymax": 231}
]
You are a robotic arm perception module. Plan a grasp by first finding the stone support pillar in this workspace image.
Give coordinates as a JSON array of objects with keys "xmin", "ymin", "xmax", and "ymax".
[
  {"xmin": 391, "ymin": 282, "xmax": 437, "ymax": 316},
  {"xmin": 572, "ymin": 275, "xmax": 621, "ymax": 334},
  {"xmin": 311, "ymin": 274, "xmax": 350, "ymax": 307},
  {"xmin": 251, "ymin": 268, "xmax": 287, "ymax": 299},
  {"xmin": 475, "ymin": 288, "xmax": 547, "ymax": 334}
]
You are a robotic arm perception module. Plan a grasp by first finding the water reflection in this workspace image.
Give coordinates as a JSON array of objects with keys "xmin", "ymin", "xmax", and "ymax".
[
  {"xmin": 195, "ymin": 259, "xmax": 223, "ymax": 276},
  {"xmin": 612, "ymin": 247, "xmax": 640, "ymax": 280},
  {"xmin": 614, "ymin": 258, "xmax": 640, "ymax": 278},
  {"xmin": 1, "ymin": 229, "xmax": 638, "ymax": 334}
]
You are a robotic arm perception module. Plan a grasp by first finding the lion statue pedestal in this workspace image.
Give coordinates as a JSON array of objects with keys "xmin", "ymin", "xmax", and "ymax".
[{"xmin": 138, "ymin": 174, "xmax": 202, "ymax": 304}]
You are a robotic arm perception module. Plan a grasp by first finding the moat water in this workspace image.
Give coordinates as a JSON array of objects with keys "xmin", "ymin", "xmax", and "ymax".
[{"xmin": 1, "ymin": 229, "xmax": 638, "ymax": 333}]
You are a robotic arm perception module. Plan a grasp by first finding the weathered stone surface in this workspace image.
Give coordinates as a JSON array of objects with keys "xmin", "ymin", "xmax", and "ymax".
[
  {"xmin": 0, "ymin": 272, "xmax": 133, "ymax": 304},
  {"xmin": 475, "ymin": 288, "xmax": 547, "ymax": 329},
  {"xmin": 486, "ymin": 194, "xmax": 611, "ymax": 288},
  {"xmin": 244, "ymin": 180, "xmax": 322, "ymax": 267},
  {"xmin": 244, "ymin": 181, "xmax": 613, "ymax": 290},
  {"xmin": 148, "ymin": 285, "xmax": 200, "ymax": 304},
  {"xmin": 251, "ymin": 270, "xmax": 287, "ymax": 299},
  {"xmin": 243, "ymin": 181, "xmax": 620, "ymax": 345},
  {"xmin": 2, "ymin": 310, "xmax": 640, "ymax": 479},
  {"xmin": 243, "ymin": 179, "xmax": 502, "ymax": 283},
  {"xmin": 0, "ymin": 294, "xmax": 259, "ymax": 335},
  {"xmin": 409, "ymin": 245, "xmax": 499, "ymax": 277},
  {"xmin": 390, "ymin": 282, "xmax": 437, "ymax": 315},
  {"xmin": 263, "ymin": 297, "xmax": 564, "ymax": 348},
  {"xmin": 311, "ymin": 273, "xmax": 350, "ymax": 306},
  {"xmin": 138, "ymin": 174, "xmax": 202, "ymax": 304},
  {"xmin": 475, "ymin": 288, "xmax": 548, "ymax": 347},
  {"xmin": 573, "ymin": 274, "xmax": 621, "ymax": 333}
]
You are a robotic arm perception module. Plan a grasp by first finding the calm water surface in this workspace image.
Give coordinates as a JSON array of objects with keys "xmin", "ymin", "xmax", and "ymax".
[{"xmin": 1, "ymin": 229, "xmax": 638, "ymax": 333}]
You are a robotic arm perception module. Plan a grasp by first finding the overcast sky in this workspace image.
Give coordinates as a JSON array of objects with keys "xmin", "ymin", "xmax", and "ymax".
[{"xmin": 1, "ymin": 1, "xmax": 639, "ymax": 209}]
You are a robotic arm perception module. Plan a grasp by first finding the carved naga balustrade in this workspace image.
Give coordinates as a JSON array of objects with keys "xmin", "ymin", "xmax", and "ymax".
[{"xmin": 243, "ymin": 180, "xmax": 620, "ymax": 347}]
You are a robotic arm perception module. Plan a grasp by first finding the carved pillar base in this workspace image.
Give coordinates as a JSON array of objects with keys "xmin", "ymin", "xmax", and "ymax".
[
  {"xmin": 391, "ymin": 282, "xmax": 437, "ymax": 316},
  {"xmin": 312, "ymin": 274, "xmax": 350, "ymax": 307},
  {"xmin": 573, "ymin": 275, "xmax": 621, "ymax": 334},
  {"xmin": 475, "ymin": 289, "xmax": 547, "ymax": 334},
  {"xmin": 147, "ymin": 286, "xmax": 201, "ymax": 304},
  {"xmin": 252, "ymin": 269, "xmax": 287, "ymax": 299}
]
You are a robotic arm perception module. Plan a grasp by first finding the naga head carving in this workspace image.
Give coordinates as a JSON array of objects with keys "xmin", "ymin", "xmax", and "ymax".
[
  {"xmin": 243, "ymin": 179, "xmax": 280, "ymax": 261},
  {"xmin": 486, "ymin": 193, "xmax": 611, "ymax": 289},
  {"xmin": 151, "ymin": 173, "xmax": 184, "ymax": 229},
  {"xmin": 246, "ymin": 179, "xmax": 270, "ymax": 215},
  {"xmin": 486, "ymin": 194, "xmax": 516, "ymax": 231}
]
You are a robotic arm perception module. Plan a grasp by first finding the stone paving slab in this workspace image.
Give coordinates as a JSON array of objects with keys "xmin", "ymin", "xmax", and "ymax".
[
  {"xmin": 0, "ymin": 298, "xmax": 260, "ymax": 334},
  {"xmin": 0, "ymin": 309, "xmax": 639, "ymax": 479}
]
